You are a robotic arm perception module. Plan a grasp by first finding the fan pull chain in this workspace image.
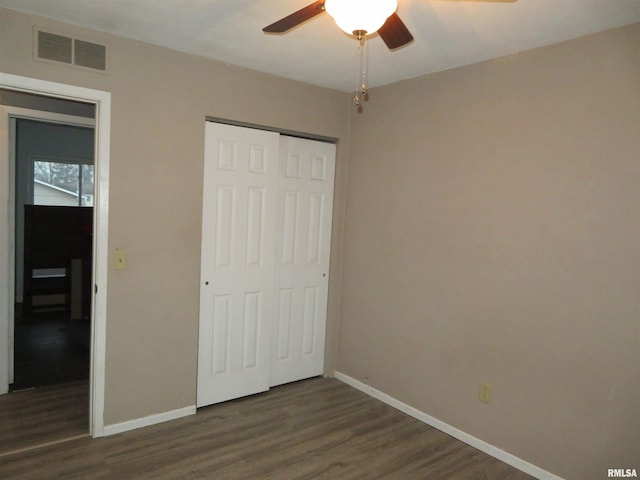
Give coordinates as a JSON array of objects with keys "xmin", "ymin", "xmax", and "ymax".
[{"xmin": 354, "ymin": 32, "xmax": 369, "ymax": 112}]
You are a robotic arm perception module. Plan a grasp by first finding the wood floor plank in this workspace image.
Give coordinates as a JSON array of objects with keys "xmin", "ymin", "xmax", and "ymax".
[
  {"xmin": 0, "ymin": 380, "xmax": 88, "ymax": 456},
  {"xmin": 0, "ymin": 378, "xmax": 535, "ymax": 479}
]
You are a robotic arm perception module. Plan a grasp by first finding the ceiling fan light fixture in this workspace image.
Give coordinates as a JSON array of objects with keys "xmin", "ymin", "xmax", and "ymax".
[{"xmin": 324, "ymin": 0, "xmax": 398, "ymax": 36}]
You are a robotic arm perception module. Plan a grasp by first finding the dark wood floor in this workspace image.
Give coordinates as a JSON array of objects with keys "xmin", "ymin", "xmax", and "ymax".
[
  {"xmin": 0, "ymin": 380, "xmax": 89, "ymax": 457},
  {"xmin": 12, "ymin": 308, "xmax": 90, "ymax": 391},
  {"xmin": 0, "ymin": 308, "xmax": 90, "ymax": 454},
  {"xmin": 0, "ymin": 377, "xmax": 534, "ymax": 480}
]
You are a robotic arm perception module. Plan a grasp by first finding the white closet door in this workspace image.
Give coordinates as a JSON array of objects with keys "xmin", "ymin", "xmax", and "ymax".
[
  {"xmin": 271, "ymin": 136, "xmax": 336, "ymax": 387},
  {"xmin": 197, "ymin": 122, "xmax": 279, "ymax": 407}
]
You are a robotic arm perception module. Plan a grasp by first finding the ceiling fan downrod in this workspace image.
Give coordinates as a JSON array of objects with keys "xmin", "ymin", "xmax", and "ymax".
[{"xmin": 354, "ymin": 30, "xmax": 369, "ymax": 111}]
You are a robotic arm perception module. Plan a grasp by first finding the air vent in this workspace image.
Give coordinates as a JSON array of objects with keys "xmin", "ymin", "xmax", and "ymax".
[
  {"xmin": 74, "ymin": 39, "xmax": 107, "ymax": 70},
  {"xmin": 37, "ymin": 31, "xmax": 72, "ymax": 64},
  {"xmin": 35, "ymin": 28, "xmax": 107, "ymax": 72}
]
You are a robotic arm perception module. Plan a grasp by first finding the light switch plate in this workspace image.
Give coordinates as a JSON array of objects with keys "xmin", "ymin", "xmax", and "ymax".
[
  {"xmin": 114, "ymin": 249, "xmax": 127, "ymax": 270},
  {"xmin": 479, "ymin": 383, "xmax": 492, "ymax": 404}
]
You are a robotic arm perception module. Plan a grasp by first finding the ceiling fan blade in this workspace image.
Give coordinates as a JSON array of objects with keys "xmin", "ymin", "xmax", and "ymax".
[
  {"xmin": 263, "ymin": 1, "xmax": 326, "ymax": 33},
  {"xmin": 378, "ymin": 13, "xmax": 414, "ymax": 50}
]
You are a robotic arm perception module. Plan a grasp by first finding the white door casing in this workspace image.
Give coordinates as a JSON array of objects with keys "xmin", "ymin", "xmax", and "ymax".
[
  {"xmin": 0, "ymin": 72, "xmax": 110, "ymax": 437},
  {"xmin": 197, "ymin": 122, "xmax": 280, "ymax": 407},
  {"xmin": 271, "ymin": 136, "xmax": 336, "ymax": 387}
]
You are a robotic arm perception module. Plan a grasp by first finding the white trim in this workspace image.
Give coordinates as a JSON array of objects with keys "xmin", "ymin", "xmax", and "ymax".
[
  {"xmin": 334, "ymin": 371, "xmax": 565, "ymax": 480},
  {"xmin": 4, "ymin": 109, "xmax": 94, "ymax": 127},
  {"xmin": 0, "ymin": 72, "xmax": 110, "ymax": 438},
  {"xmin": 102, "ymin": 406, "xmax": 196, "ymax": 437},
  {"xmin": 0, "ymin": 109, "xmax": 12, "ymax": 394}
]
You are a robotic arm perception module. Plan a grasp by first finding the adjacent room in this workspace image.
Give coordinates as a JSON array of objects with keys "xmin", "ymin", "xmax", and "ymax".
[{"xmin": 0, "ymin": 1, "xmax": 638, "ymax": 479}]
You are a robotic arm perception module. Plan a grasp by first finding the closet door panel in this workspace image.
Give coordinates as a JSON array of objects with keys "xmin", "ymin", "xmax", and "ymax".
[
  {"xmin": 271, "ymin": 136, "xmax": 336, "ymax": 387},
  {"xmin": 198, "ymin": 124, "xmax": 336, "ymax": 404},
  {"xmin": 197, "ymin": 122, "xmax": 279, "ymax": 408}
]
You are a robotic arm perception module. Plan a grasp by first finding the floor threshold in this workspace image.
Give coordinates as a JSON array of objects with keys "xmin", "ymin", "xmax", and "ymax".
[{"xmin": 0, "ymin": 433, "xmax": 90, "ymax": 459}]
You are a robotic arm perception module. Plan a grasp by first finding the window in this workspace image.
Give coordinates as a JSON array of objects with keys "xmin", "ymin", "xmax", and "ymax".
[{"xmin": 33, "ymin": 159, "xmax": 94, "ymax": 206}]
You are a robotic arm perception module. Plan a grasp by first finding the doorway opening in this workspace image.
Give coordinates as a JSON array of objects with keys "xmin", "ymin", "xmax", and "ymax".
[
  {"xmin": 0, "ymin": 93, "xmax": 94, "ymax": 452},
  {"xmin": 12, "ymin": 116, "xmax": 95, "ymax": 392},
  {"xmin": 0, "ymin": 73, "xmax": 111, "ymax": 441}
]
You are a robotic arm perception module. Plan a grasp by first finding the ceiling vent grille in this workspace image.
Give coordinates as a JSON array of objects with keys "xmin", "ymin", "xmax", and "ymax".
[{"xmin": 35, "ymin": 29, "xmax": 107, "ymax": 72}]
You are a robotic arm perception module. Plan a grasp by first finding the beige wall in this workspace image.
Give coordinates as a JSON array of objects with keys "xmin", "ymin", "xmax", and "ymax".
[
  {"xmin": 0, "ymin": 7, "xmax": 350, "ymax": 425},
  {"xmin": 2, "ymin": 5, "xmax": 639, "ymax": 479},
  {"xmin": 339, "ymin": 23, "xmax": 640, "ymax": 480}
]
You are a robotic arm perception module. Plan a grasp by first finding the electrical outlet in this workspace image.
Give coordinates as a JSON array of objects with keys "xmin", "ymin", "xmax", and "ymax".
[{"xmin": 479, "ymin": 383, "xmax": 492, "ymax": 404}]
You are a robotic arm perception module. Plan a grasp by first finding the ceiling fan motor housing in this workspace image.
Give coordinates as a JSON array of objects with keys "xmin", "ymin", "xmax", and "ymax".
[{"xmin": 324, "ymin": 0, "xmax": 398, "ymax": 35}]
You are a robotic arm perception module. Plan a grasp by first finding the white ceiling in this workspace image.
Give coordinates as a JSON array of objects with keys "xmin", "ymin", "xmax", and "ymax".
[{"xmin": 2, "ymin": 0, "xmax": 640, "ymax": 92}]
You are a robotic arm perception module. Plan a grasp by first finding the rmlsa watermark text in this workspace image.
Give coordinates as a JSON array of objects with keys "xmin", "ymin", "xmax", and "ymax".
[{"xmin": 608, "ymin": 469, "xmax": 638, "ymax": 478}]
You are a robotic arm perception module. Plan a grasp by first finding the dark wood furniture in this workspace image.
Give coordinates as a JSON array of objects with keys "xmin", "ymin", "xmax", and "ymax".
[{"xmin": 23, "ymin": 205, "xmax": 93, "ymax": 318}]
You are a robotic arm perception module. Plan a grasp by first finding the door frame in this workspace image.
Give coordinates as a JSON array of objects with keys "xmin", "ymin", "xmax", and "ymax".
[{"xmin": 0, "ymin": 72, "xmax": 110, "ymax": 437}]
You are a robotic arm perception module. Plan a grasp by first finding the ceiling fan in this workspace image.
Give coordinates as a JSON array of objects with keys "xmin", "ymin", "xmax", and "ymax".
[
  {"xmin": 264, "ymin": 0, "xmax": 516, "ymax": 110},
  {"xmin": 264, "ymin": 0, "xmax": 412, "ymax": 50},
  {"xmin": 264, "ymin": 0, "xmax": 517, "ymax": 50}
]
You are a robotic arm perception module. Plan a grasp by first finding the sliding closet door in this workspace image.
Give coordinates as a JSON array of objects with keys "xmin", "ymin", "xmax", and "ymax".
[
  {"xmin": 271, "ymin": 136, "xmax": 336, "ymax": 387},
  {"xmin": 197, "ymin": 122, "xmax": 279, "ymax": 407}
]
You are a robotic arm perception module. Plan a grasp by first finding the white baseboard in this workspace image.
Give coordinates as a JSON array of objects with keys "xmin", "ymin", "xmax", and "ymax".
[
  {"xmin": 101, "ymin": 405, "xmax": 196, "ymax": 437},
  {"xmin": 334, "ymin": 371, "xmax": 564, "ymax": 480}
]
